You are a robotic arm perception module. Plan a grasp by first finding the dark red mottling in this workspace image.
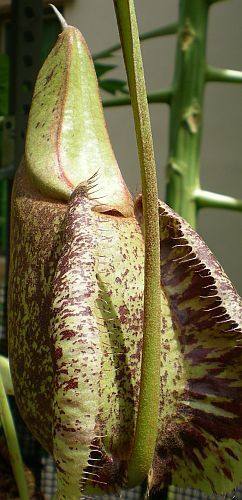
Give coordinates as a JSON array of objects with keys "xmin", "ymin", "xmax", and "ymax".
[
  {"xmin": 8, "ymin": 161, "xmax": 66, "ymax": 452},
  {"xmin": 135, "ymin": 196, "xmax": 242, "ymax": 494}
]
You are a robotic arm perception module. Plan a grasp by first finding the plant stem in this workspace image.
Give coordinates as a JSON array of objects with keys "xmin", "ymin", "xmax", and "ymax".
[
  {"xmin": 113, "ymin": 0, "xmax": 161, "ymax": 488},
  {"xmin": 208, "ymin": 0, "xmax": 229, "ymax": 4},
  {"xmin": 195, "ymin": 189, "xmax": 242, "ymax": 211},
  {"xmin": 166, "ymin": 0, "xmax": 209, "ymax": 228},
  {"xmin": 93, "ymin": 22, "xmax": 178, "ymax": 60},
  {"xmin": 103, "ymin": 88, "xmax": 172, "ymax": 107},
  {"xmin": 0, "ymin": 355, "xmax": 14, "ymax": 395},
  {"xmin": 0, "ymin": 373, "xmax": 29, "ymax": 499},
  {"xmin": 206, "ymin": 65, "xmax": 242, "ymax": 83}
]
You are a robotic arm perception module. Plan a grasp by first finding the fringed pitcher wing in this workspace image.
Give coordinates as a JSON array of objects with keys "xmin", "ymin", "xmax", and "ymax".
[{"xmin": 135, "ymin": 199, "xmax": 242, "ymax": 495}]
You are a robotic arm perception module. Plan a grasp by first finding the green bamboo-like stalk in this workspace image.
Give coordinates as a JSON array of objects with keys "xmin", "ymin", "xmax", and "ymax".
[
  {"xmin": 102, "ymin": 0, "xmax": 242, "ymax": 228},
  {"xmin": 113, "ymin": 0, "xmax": 161, "ymax": 488},
  {"xmin": 0, "ymin": 372, "xmax": 29, "ymax": 499},
  {"xmin": 164, "ymin": 0, "xmax": 242, "ymax": 227},
  {"xmin": 165, "ymin": 0, "xmax": 209, "ymax": 228}
]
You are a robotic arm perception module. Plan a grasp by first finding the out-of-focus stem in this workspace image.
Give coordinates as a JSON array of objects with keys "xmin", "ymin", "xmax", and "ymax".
[
  {"xmin": 0, "ymin": 355, "xmax": 14, "ymax": 395},
  {"xmin": 195, "ymin": 189, "xmax": 242, "ymax": 211},
  {"xmin": 206, "ymin": 65, "xmax": 242, "ymax": 83},
  {"xmin": 103, "ymin": 88, "xmax": 172, "ymax": 107},
  {"xmin": 208, "ymin": 0, "xmax": 229, "ymax": 4},
  {"xmin": 166, "ymin": 0, "xmax": 209, "ymax": 228},
  {"xmin": 93, "ymin": 22, "xmax": 178, "ymax": 60},
  {"xmin": 0, "ymin": 373, "xmax": 29, "ymax": 499}
]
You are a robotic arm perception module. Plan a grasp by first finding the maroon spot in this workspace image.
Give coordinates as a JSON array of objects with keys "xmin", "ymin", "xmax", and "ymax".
[
  {"xmin": 60, "ymin": 330, "xmax": 75, "ymax": 340},
  {"xmin": 55, "ymin": 347, "xmax": 63, "ymax": 360},
  {"xmin": 63, "ymin": 378, "xmax": 78, "ymax": 391},
  {"xmin": 222, "ymin": 467, "xmax": 233, "ymax": 481},
  {"xmin": 192, "ymin": 408, "xmax": 242, "ymax": 440},
  {"xmin": 225, "ymin": 448, "xmax": 239, "ymax": 461},
  {"xmin": 44, "ymin": 66, "xmax": 57, "ymax": 85},
  {"xmin": 118, "ymin": 304, "xmax": 129, "ymax": 322}
]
